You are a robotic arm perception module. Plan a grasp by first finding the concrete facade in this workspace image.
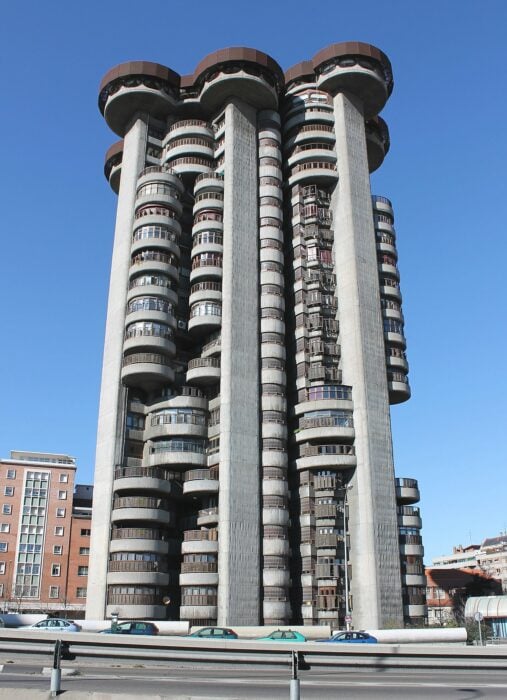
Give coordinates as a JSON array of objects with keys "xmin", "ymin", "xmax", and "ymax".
[{"xmin": 88, "ymin": 42, "xmax": 425, "ymax": 630}]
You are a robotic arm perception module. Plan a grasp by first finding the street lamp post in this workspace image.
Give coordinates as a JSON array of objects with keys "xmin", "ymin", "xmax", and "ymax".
[{"xmin": 341, "ymin": 485, "xmax": 353, "ymax": 631}]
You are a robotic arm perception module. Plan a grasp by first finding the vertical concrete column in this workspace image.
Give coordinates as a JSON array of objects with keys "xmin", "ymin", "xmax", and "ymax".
[
  {"xmin": 218, "ymin": 99, "xmax": 261, "ymax": 626},
  {"xmin": 86, "ymin": 116, "xmax": 148, "ymax": 619},
  {"xmin": 331, "ymin": 93, "xmax": 403, "ymax": 629}
]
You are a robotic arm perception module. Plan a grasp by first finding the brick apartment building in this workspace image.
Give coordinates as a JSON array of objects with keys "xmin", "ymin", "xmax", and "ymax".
[{"xmin": 0, "ymin": 451, "xmax": 92, "ymax": 617}]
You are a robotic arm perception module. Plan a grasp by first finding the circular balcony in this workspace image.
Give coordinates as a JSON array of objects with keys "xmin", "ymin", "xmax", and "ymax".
[
  {"xmin": 188, "ymin": 303, "xmax": 222, "ymax": 335},
  {"xmin": 295, "ymin": 416, "xmax": 355, "ymax": 444},
  {"xmin": 165, "ymin": 138, "xmax": 215, "ymax": 162},
  {"xmin": 131, "ymin": 235, "xmax": 180, "ymax": 260},
  {"xmin": 287, "ymin": 144, "xmax": 336, "ymax": 170},
  {"xmin": 180, "ymin": 604, "xmax": 217, "ymax": 621},
  {"xmin": 104, "ymin": 140, "xmax": 123, "ymax": 194},
  {"xmin": 123, "ymin": 331, "xmax": 175, "ymax": 358},
  {"xmin": 395, "ymin": 479, "xmax": 420, "ymax": 504},
  {"xmin": 135, "ymin": 193, "xmax": 183, "ymax": 220},
  {"xmin": 296, "ymin": 444, "xmax": 356, "ymax": 471},
  {"xmin": 263, "ymin": 569, "xmax": 290, "ymax": 588},
  {"xmin": 109, "ymin": 528, "xmax": 170, "ymax": 555},
  {"xmin": 179, "ymin": 571, "xmax": 219, "ymax": 587},
  {"xmin": 386, "ymin": 353, "xmax": 409, "ymax": 373},
  {"xmin": 313, "ymin": 42, "xmax": 393, "ymax": 119},
  {"xmin": 402, "ymin": 573, "xmax": 426, "ymax": 587},
  {"xmin": 107, "ymin": 569, "xmax": 169, "ymax": 587},
  {"xmin": 366, "ymin": 116, "xmax": 389, "ymax": 172},
  {"xmin": 288, "ymin": 160, "xmax": 338, "ymax": 187},
  {"xmin": 189, "ymin": 281, "xmax": 222, "ymax": 307},
  {"xmin": 121, "ymin": 352, "xmax": 175, "ymax": 388},
  {"xmin": 397, "ymin": 507, "xmax": 422, "ymax": 530},
  {"xmin": 164, "ymin": 155, "xmax": 214, "ymax": 179},
  {"xmin": 403, "ymin": 603, "xmax": 426, "ymax": 619},
  {"xmin": 166, "ymin": 120, "xmax": 214, "ymax": 143},
  {"xmin": 113, "ymin": 466, "xmax": 180, "ymax": 496},
  {"xmin": 181, "ymin": 530, "xmax": 219, "ymax": 555},
  {"xmin": 194, "ymin": 172, "xmax": 224, "ymax": 196},
  {"xmin": 187, "ymin": 357, "xmax": 221, "ymax": 385},
  {"xmin": 111, "ymin": 497, "xmax": 174, "ymax": 527},
  {"xmin": 372, "ymin": 194, "xmax": 394, "ymax": 219},
  {"xmin": 127, "ymin": 281, "xmax": 177, "ymax": 307},
  {"xmin": 263, "ymin": 600, "xmax": 291, "ymax": 622},
  {"xmin": 193, "ymin": 195, "xmax": 224, "ymax": 217},
  {"xmin": 99, "ymin": 62, "xmax": 180, "ymax": 136},
  {"xmin": 147, "ymin": 443, "xmax": 207, "ymax": 470},
  {"xmin": 197, "ymin": 506, "xmax": 219, "ymax": 527},
  {"xmin": 389, "ymin": 379, "xmax": 411, "ymax": 404},
  {"xmin": 183, "ymin": 469, "xmax": 219, "ymax": 496},
  {"xmin": 379, "ymin": 281, "xmax": 402, "ymax": 302},
  {"xmin": 283, "ymin": 108, "xmax": 334, "ymax": 136},
  {"xmin": 106, "ymin": 604, "xmax": 166, "ymax": 620},
  {"xmin": 145, "ymin": 417, "xmax": 207, "ymax": 442}
]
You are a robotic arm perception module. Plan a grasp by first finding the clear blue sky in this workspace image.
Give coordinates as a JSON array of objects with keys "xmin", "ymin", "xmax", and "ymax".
[{"xmin": 1, "ymin": 1, "xmax": 506, "ymax": 565}]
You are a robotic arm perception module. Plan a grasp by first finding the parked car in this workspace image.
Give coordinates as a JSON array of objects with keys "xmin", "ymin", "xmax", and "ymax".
[
  {"xmin": 188, "ymin": 627, "xmax": 238, "ymax": 639},
  {"xmin": 25, "ymin": 618, "xmax": 81, "ymax": 632},
  {"xmin": 99, "ymin": 620, "xmax": 159, "ymax": 635},
  {"xmin": 317, "ymin": 631, "xmax": 377, "ymax": 644},
  {"xmin": 258, "ymin": 630, "xmax": 306, "ymax": 642}
]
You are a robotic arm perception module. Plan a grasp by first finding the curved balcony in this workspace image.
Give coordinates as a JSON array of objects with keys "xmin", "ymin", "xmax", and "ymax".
[
  {"xmin": 186, "ymin": 357, "xmax": 221, "ymax": 385},
  {"xmin": 402, "ymin": 573, "xmax": 427, "ymax": 587},
  {"xmin": 164, "ymin": 154, "xmax": 214, "ymax": 179},
  {"xmin": 165, "ymin": 137, "xmax": 215, "ymax": 162},
  {"xmin": 98, "ymin": 62, "xmax": 179, "ymax": 136},
  {"xmin": 379, "ymin": 279, "xmax": 402, "ymax": 302},
  {"xmin": 109, "ymin": 527, "xmax": 170, "ymax": 555},
  {"xmin": 121, "ymin": 352, "xmax": 175, "ymax": 388},
  {"xmin": 397, "ymin": 506, "xmax": 422, "ymax": 530},
  {"xmin": 197, "ymin": 506, "xmax": 219, "ymax": 527},
  {"xmin": 283, "ymin": 107, "xmax": 335, "ymax": 136},
  {"xmin": 396, "ymin": 478, "xmax": 420, "ymax": 504},
  {"xmin": 296, "ymin": 443, "xmax": 356, "ymax": 471},
  {"xmin": 166, "ymin": 120, "xmax": 214, "ymax": 143},
  {"xmin": 135, "ymin": 192, "xmax": 183, "ymax": 220},
  {"xmin": 147, "ymin": 441, "xmax": 207, "ymax": 470},
  {"xmin": 111, "ymin": 496, "xmax": 174, "ymax": 527},
  {"xmin": 287, "ymin": 143, "xmax": 336, "ymax": 170},
  {"xmin": 179, "ymin": 570, "xmax": 219, "ymax": 587},
  {"xmin": 145, "ymin": 415, "xmax": 207, "ymax": 442},
  {"xmin": 113, "ymin": 466, "xmax": 181, "ymax": 496},
  {"xmin": 107, "ymin": 568, "xmax": 169, "ymax": 587},
  {"xmin": 127, "ymin": 281, "xmax": 177, "ymax": 307},
  {"xmin": 388, "ymin": 376, "xmax": 411, "ymax": 404},
  {"xmin": 104, "ymin": 140, "xmax": 123, "ymax": 193},
  {"xmin": 123, "ymin": 330, "xmax": 176, "ymax": 358},
  {"xmin": 284, "ymin": 125, "xmax": 335, "ymax": 153},
  {"xmin": 188, "ymin": 301, "xmax": 222, "ymax": 335},
  {"xmin": 386, "ymin": 352, "xmax": 409, "ymax": 373},
  {"xmin": 294, "ymin": 386, "xmax": 353, "ymax": 417},
  {"xmin": 313, "ymin": 42, "xmax": 392, "ymax": 119},
  {"xmin": 295, "ymin": 416, "xmax": 355, "ymax": 444},
  {"xmin": 183, "ymin": 469, "xmax": 219, "ymax": 496},
  {"xmin": 194, "ymin": 171, "xmax": 224, "ymax": 195},
  {"xmin": 181, "ymin": 529, "xmax": 219, "ymax": 555},
  {"xmin": 193, "ymin": 193, "xmax": 224, "ymax": 216},
  {"xmin": 372, "ymin": 194, "xmax": 394, "ymax": 219},
  {"xmin": 189, "ymin": 281, "xmax": 222, "ymax": 307},
  {"xmin": 288, "ymin": 160, "xmax": 338, "ymax": 187},
  {"xmin": 131, "ymin": 234, "xmax": 180, "ymax": 260},
  {"xmin": 366, "ymin": 116, "xmax": 390, "ymax": 172},
  {"xmin": 403, "ymin": 603, "xmax": 427, "ymax": 619}
]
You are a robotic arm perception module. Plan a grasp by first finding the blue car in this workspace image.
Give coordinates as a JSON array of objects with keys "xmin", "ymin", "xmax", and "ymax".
[{"xmin": 317, "ymin": 631, "xmax": 377, "ymax": 644}]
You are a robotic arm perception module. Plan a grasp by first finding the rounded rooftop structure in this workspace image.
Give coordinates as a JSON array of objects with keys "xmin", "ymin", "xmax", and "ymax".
[
  {"xmin": 190, "ymin": 47, "xmax": 284, "ymax": 112},
  {"xmin": 99, "ymin": 61, "xmax": 181, "ymax": 136},
  {"xmin": 313, "ymin": 42, "xmax": 393, "ymax": 118}
]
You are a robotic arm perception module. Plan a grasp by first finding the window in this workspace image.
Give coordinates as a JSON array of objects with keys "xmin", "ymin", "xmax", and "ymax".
[
  {"xmin": 0, "ymin": 524, "xmax": 9, "ymax": 533},
  {"xmin": 0, "ymin": 584, "xmax": 3, "ymax": 596},
  {"xmin": 6, "ymin": 469, "xmax": 16, "ymax": 479},
  {"xmin": 49, "ymin": 586, "xmax": 59, "ymax": 598},
  {"xmin": 0, "ymin": 543, "xmax": 7, "ymax": 553},
  {"xmin": 2, "ymin": 505, "xmax": 11, "ymax": 515},
  {"xmin": 51, "ymin": 564, "xmax": 61, "ymax": 577},
  {"xmin": 56, "ymin": 508, "xmax": 66, "ymax": 518},
  {"xmin": 54, "ymin": 526, "xmax": 64, "ymax": 536},
  {"xmin": 77, "ymin": 566, "xmax": 88, "ymax": 577},
  {"xmin": 59, "ymin": 474, "xmax": 68, "ymax": 483},
  {"xmin": 53, "ymin": 545, "xmax": 63, "ymax": 555},
  {"xmin": 79, "ymin": 547, "xmax": 90, "ymax": 556},
  {"xmin": 81, "ymin": 529, "xmax": 91, "ymax": 537},
  {"xmin": 3, "ymin": 487, "xmax": 14, "ymax": 497},
  {"xmin": 0, "ymin": 562, "xmax": 5, "ymax": 575},
  {"xmin": 58, "ymin": 491, "xmax": 67, "ymax": 500},
  {"xmin": 76, "ymin": 587, "xmax": 87, "ymax": 598}
]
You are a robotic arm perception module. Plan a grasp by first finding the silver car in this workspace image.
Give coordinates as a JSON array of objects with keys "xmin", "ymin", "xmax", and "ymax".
[{"xmin": 26, "ymin": 618, "xmax": 81, "ymax": 632}]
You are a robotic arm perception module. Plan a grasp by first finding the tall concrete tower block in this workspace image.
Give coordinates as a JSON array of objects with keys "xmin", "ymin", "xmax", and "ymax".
[{"xmin": 87, "ymin": 43, "xmax": 425, "ymax": 630}]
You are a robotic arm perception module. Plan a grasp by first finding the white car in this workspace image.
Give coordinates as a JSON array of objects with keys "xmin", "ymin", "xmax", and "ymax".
[{"xmin": 25, "ymin": 618, "xmax": 81, "ymax": 632}]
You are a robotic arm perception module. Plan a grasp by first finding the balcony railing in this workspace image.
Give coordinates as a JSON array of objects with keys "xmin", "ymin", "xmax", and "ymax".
[
  {"xmin": 299, "ymin": 444, "xmax": 355, "ymax": 457},
  {"xmin": 108, "ymin": 560, "xmax": 168, "ymax": 573},
  {"xmin": 180, "ymin": 562, "xmax": 218, "ymax": 574},
  {"xmin": 183, "ymin": 529, "xmax": 218, "ymax": 541},
  {"xmin": 122, "ymin": 353, "xmax": 171, "ymax": 367}
]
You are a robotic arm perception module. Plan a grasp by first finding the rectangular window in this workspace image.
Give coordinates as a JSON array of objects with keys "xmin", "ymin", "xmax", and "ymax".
[
  {"xmin": 0, "ymin": 524, "xmax": 9, "ymax": 533},
  {"xmin": 2, "ymin": 505, "xmax": 12, "ymax": 515},
  {"xmin": 80, "ymin": 529, "xmax": 91, "ymax": 537},
  {"xmin": 56, "ymin": 508, "xmax": 66, "ymax": 518},
  {"xmin": 0, "ymin": 562, "xmax": 5, "ymax": 575},
  {"xmin": 49, "ymin": 586, "xmax": 59, "ymax": 598},
  {"xmin": 0, "ymin": 543, "xmax": 7, "ymax": 552},
  {"xmin": 51, "ymin": 564, "xmax": 61, "ymax": 576},
  {"xmin": 3, "ymin": 487, "xmax": 14, "ymax": 497},
  {"xmin": 58, "ymin": 491, "xmax": 67, "ymax": 500},
  {"xmin": 77, "ymin": 566, "xmax": 88, "ymax": 576},
  {"xmin": 6, "ymin": 469, "xmax": 16, "ymax": 479},
  {"xmin": 54, "ymin": 526, "xmax": 64, "ymax": 536},
  {"xmin": 76, "ymin": 587, "xmax": 87, "ymax": 598},
  {"xmin": 53, "ymin": 545, "xmax": 63, "ymax": 555},
  {"xmin": 79, "ymin": 547, "xmax": 90, "ymax": 556},
  {"xmin": 59, "ymin": 474, "xmax": 69, "ymax": 483}
]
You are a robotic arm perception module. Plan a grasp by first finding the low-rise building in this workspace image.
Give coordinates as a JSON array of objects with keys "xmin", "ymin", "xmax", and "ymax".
[
  {"xmin": 0, "ymin": 451, "xmax": 92, "ymax": 616},
  {"xmin": 425, "ymin": 567, "xmax": 501, "ymax": 626}
]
